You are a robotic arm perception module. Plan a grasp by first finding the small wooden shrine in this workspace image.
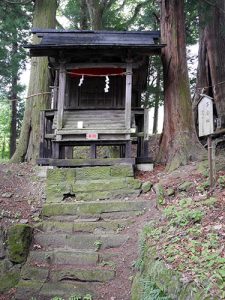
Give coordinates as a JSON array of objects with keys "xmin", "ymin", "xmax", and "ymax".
[{"xmin": 26, "ymin": 29, "xmax": 164, "ymax": 166}]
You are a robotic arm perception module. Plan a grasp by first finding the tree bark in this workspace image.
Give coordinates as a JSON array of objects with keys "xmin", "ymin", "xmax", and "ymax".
[
  {"xmin": 9, "ymin": 43, "xmax": 18, "ymax": 158},
  {"xmin": 193, "ymin": 0, "xmax": 225, "ymax": 120},
  {"xmin": 80, "ymin": 0, "xmax": 89, "ymax": 29},
  {"xmin": 158, "ymin": 0, "xmax": 205, "ymax": 171},
  {"xmin": 85, "ymin": 0, "xmax": 104, "ymax": 30},
  {"xmin": 11, "ymin": 0, "xmax": 57, "ymax": 163},
  {"xmin": 153, "ymin": 71, "xmax": 160, "ymax": 134}
]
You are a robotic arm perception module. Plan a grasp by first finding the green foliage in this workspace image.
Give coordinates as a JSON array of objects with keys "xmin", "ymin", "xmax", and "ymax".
[
  {"xmin": 0, "ymin": 1, "xmax": 31, "ymax": 141},
  {"xmin": 0, "ymin": 1, "xmax": 31, "ymax": 94},
  {"xmin": 218, "ymin": 175, "xmax": 225, "ymax": 188},
  {"xmin": 140, "ymin": 193, "xmax": 225, "ymax": 298},
  {"xmin": 68, "ymin": 294, "xmax": 92, "ymax": 300},
  {"xmin": 141, "ymin": 280, "xmax": 171, "ymax": 300},
  {"xmin": 164, "ymin": 200, "xmax": 204, "ymax": 227},
  {"xmin": 93, "ymin": 240, "xmax": 102, "ymax": 251},
  {"xmin": 196, "ymin": 180, "xmax": 210, "ymax": 192}
]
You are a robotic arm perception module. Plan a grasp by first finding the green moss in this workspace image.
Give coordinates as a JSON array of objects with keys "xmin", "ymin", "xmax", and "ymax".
[
  {"xmin": 21, "ymin": 266, "xmax": 49, "ymax": 282},
  {"xmin": 110, "ymin": 165, "xmax": 133, "ymax": 177},
  {"xmin": 166, "ymin": 188, "xmax": 175, "ymax": 196},
  {"xmin": 178, "ymin": 181, "xmax": 193, "ymax": 192},
  {"xmin": 155, "ymin": 184, "xmax": 165, "ymax": 205},
  {"xmin": 0, "ymin": 271, "xmax": 20, "ymax": 293},
  {"xmin": 72, "ymin": 179, "xmax": 127, "ymax": 193},
  {"xmin": 142, "ymin": 181, "xmax": 153, "ymax": 193},
  {"xmin": 75, "ymin": 166, "xmax": 111, "ymax": 179},
  {"xmin": 46, "ymin": 182, "xmax": 73, "ymax": 203},
  {"xmin": 42, "ymin": 201, "xmax": 148, "ymax": 217},
  {"xmin": 47, "ymin": 168, "xmax": 75, "ymax": 184},
  {"xmin": 8, "ymin": 224, "xmax": 33, "ymax": 263},
  {"xmin": 126, "ymin": 178, "xmax": 142, "ymax": 189},
  {"xmin": 51, "ymin": 268, "xmax": 115, "ymax": 282},
  {"xmin": 132, "ymin": 243, "xmax": 208, "ymax": 300},
  {"xmin": 131, "ymin": 273, "xmax": 143, "ymax": 300}
]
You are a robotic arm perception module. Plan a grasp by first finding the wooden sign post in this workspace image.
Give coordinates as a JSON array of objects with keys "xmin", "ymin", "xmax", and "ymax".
[{"xmin": 198, "ymin": 94, "xmax": 214, "ymax": 189}]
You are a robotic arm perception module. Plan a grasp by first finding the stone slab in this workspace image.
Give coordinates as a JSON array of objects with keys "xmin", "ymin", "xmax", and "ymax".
[
  {"xmin": 34, "ymin": 233, "xmax": 129, "ymax": 250},
  {"xmin": 50, "ymin": 267, "xmax": 115, "ymax": 282},
  {"xmin": 28, "ymin": 250, "xmax": 99, "ymax": 266},
  {"xmin": 42, "ymin": 200, "xmax": 149, "ymax": 217},
  {"xmin": 40, "ymin": 219, "xmax": 128, "ymax": 233}
]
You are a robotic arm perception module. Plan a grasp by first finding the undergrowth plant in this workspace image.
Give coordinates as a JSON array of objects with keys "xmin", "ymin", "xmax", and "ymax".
[
  {"xmin": 136, "ymin": 194, "xmax": 225, "ymax": 298},
  {"xmin": 141, "ymin": 280, "xmax": 171, "ymax": 300}
]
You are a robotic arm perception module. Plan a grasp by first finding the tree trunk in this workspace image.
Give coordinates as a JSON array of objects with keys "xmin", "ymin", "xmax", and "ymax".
[
  {"xmin": 153, "ymin": 71, "xmax": 160, "ymax": 134},
  {"xmin": 10, "ymin": 43, "xmax": 18, "ymax": 158},
  {"xmin": 193, "ymin": 0, "xmax": 225, "ymax": 121},
  {"xmin": 85, "ymin": 0, "xmax": 104, "ymax": 30},
  {"xmin": 158, "ymin": 0, "xmax": 205, "ymax": 171},
  {"xmin": 80, "ymin": 0, "xmax": 88, "ymax": 30},
  {"xmin": 11, "ymin": 0, "xmax": 57, "ymax": 163}
]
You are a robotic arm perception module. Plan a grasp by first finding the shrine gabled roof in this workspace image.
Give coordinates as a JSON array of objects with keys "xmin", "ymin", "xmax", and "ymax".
[{"xmin": 25, "ymin": 29, "xmax": 164, "ymax": 56}]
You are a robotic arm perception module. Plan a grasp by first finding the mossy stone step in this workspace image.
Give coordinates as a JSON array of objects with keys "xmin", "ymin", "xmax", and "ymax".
[
  {"xmin": 51, "ymin": 267, "xmax": 115, "ymax": 283},
  {"xmin": 39, "ymin": 219, "xmax": 129, "ymax": 233},
  {"xmin": 16, "ymin": 280, "xmax": 95, "ymax": 300},
  {"xmin": 42, "ymin": 200, "xmax": 149, "ymax": 217},
  {"xmin": 74, "ymin": 188, "xmax": 141, "ymax": 202},
  {"xmin": 35, "ymin": 233, "xmax": 129, "ymax": 250},
  {"xmin": 48, "ymin": 209, "xmax": 146, "ymax": 221},
  {"xmin": 47, "ymin": 165, "xmax": 134, "ymax": 183},
  {"xmin": 46, "ymin": 178, "xmax": 141, "ymax": 202},
  {"xmin": 27, "ymin": 250, "xmax": 99, "ymax": 266},
  {"xmin": 27, "ymin": 249, "xmax": 117, "ymax": 267},
  {"xmin": 21, "ymin": 265, "xmax": 115, "ymax": 283}
]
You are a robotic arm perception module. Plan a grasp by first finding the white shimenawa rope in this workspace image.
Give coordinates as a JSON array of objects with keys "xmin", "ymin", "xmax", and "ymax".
[
  {"xmin": 78, "ymin": 75, "xmax": 84, "ymax": 86},
  {"xmin": 104, "ymin": 76, "xmax": 109, "ymax": 93}
]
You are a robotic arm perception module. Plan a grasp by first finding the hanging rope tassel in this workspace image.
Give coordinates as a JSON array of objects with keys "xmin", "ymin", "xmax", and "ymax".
[
  {"xmin": 104, "ymin": 75, "xmax": 109, "ymax": 93},
  {"xmin": 78, "ymin": 75, "xmax": 84, "ymax": 86}
]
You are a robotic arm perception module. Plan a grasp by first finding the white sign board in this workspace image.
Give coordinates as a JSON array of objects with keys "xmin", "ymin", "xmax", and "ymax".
[{"xmin": 198, "ymin": 95, "xmax": 214, "ymax": 137}]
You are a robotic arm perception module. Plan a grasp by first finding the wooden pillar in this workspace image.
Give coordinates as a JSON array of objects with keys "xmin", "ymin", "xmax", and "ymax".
[
  {"xmin": 39, "ymin": 111, "xmax": 45, "ymax": 158},
  {"xmin": 90, "ymin": 144, "xmax": 97, "ymax": 159},
  {"xmin": 125, "ymin": 63, "xmax": 132, "ymax": 130},
  {"xmin": 57, "ymin": 63, "xmax": 66, "ymax": 130},
  {"xmin": 143, "ymin": 108, "xmax": 149, "ymax": 157},
  {"xmin": 125, "ymin": 141, "xmax": 131, "ymax": 158},
  {"xmin": 144, "ymin": 108, "xmax": 150, "ymax": 141},
  {"xmin": 53, "ymin": 70, "xmax": 59, "ymax": 109},
  {"xmin": 65, "ymin": 146, "xmax": 73, "ymax": 159},
  {"xmin": 52, "ymin": 142, "xmax": 60, "ymax": 159}
]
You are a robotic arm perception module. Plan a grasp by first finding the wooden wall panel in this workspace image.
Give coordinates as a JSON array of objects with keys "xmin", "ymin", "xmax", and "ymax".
[{"xmin": 66, "ymin": 76, "xmax": 125, "ymax": 108}]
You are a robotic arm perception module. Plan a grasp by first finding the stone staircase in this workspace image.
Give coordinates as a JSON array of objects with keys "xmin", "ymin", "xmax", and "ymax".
[{"xmin": 15, "ymin": 165, "xmax": 150, "ymax": 300}]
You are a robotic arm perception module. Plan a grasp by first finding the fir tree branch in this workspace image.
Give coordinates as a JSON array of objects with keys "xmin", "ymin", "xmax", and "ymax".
[{"xmin": 121, "ymin": 0, "xmax": 149, "ymax": 29}]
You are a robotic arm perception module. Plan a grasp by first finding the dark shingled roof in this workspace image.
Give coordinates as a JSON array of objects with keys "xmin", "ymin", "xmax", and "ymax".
[{"xmin": 26, "ymin": 29, "xmax": 164, "ymax": 54}]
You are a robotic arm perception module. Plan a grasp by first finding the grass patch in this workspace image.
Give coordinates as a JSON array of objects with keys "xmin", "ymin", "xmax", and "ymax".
[{"xmin": 141, "ymin": 195, "xmax": 225, "ymax": 298}]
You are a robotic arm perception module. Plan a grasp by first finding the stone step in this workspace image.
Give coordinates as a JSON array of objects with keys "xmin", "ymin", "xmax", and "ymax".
[
  {"xmin": 21, "ymin": 265, "xmax": 115, "ymax": 283},
  {"xmin": 46, "ymin": 177, "xmax": 141, "ymax": 202},
  {"xmin": 16, "ymin": 280, "xmax": 95, "ymax": 300},
  {"xmin": 27, "ymin": 249, "xmax": 100, "ymax": 266},
  {"xmin": 34, "ymin": 233, "xmax": 129, "ymax": 251},
  {"xmin": 47, "ymin": 165, "xmax": 134, "ymax": 182},
  {"xmin": 38, "ymin": 219, "xmax": 130, "ymax": 233},
  {"xmin": 42, "ymin": 200, "xmax": 149, "ymax": 218},
  {"xmin": 27, "ymin": 249, "xmax": 118, "ymax": 269},
  {"xmin": 73, "ymin": 188, "xmax": 141, "ymax": 202},
  {"xmin": 48, "ymin": 210, "xmax": 145, "ymax": 221}
]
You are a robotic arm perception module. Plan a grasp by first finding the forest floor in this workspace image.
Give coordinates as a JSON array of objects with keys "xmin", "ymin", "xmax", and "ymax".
[{"xmin": 0, "ymin": 159, "xmax": 225, "ymax": 299}]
